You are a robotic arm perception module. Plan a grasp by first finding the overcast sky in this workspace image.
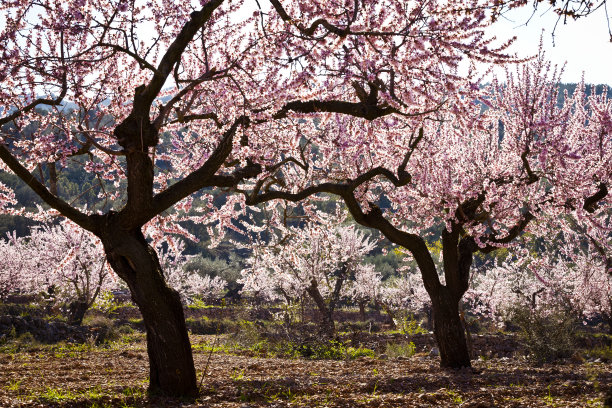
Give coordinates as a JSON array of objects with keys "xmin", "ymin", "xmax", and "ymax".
[{"xmin": 489, "ymin": 5, "xmax": 612, "ymax": 85}]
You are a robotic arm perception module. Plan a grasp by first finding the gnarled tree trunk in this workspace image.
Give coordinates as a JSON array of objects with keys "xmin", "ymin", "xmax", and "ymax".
[
  {"xmin": 66, "ymin": 299, "xmax": 89, "ymax": 326},
  {"xmin": 425, "ymin": 229, "xmax": 477, "ymax": 368},
  {"xmin": 305, "ymin": 279, "xmax": 336, "ymax": 336},
  {"xmin": 430, "ymin": 288, "xmax": 471, "ymax": 368},
  {"xmin": 100, "ymin": 221, "xmax": 197, "ymax": 397},
  {"xmin": 304, "ymin": 265, "xmax": 348, "ymax": 337}
]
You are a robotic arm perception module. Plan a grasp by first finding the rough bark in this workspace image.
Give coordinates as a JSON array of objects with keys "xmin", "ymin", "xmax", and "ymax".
[
  {"xmin": 430, "ymin": 288, "xmax": 472, "ymax": 368},
  {"xmin": 99, "ymin": 219, "xmax": 197, "ymax": 397},
  {"xmin": 428, "ymin": 230, "xmax": 476, "ymax": 368}
]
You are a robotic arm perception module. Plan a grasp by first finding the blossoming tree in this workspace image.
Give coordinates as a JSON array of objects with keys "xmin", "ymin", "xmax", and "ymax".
[
  {"xmin": 156, "ymin": 237, "xmax": 227, "ymax": 305},
  {"xmin": 464, "ymin": 231, "xmax": 611, "ymax": 333},
  {"xmin": 241, "ymin": 208, "xmax": 376, "ymax": 334},
  {"xmin": 0, "ymin": 219, "xmax": 117, "ymax": 324},
  {"xmin": 0, "ymin": 219, "xmax": 223, "ymax": 324},
  {"xmin": 1, "ymin": 0, "xmax": 532, "ymax": 395},
  {"xmin": 242, "ymin": 56, "xmax": 611, "ymax": 368}
]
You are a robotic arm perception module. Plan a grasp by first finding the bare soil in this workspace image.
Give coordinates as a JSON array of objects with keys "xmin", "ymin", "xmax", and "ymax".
[{"xmin": 0, "ymin": 334, "xmax": 610, "ymax": 407}]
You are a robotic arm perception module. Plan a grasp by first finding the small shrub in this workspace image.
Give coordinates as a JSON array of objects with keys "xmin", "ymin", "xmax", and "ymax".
[
  {"xmin": 508, "ymin": 304, "xmax": 577, "ymax": 363},
  {"xmin": 284, "ymin": 339, "xmax": 348, "ymax": 360},
  {"xmin": 346, "ymin": 346, "xmax": 376, "ymax": 359},
  {"xmin": 393, "ymin": 313, "xmax": 428, "ymax": 336},
  {"xmin": 15, "ymin": 331, "xmax": 36, "ymax": 345},
  {"xmin": 188, "ymin": 298, "xmax": 212, "ymax": 310},
  {"xmin": 272, "ymin": 303, "xmax": 301, "ymax": 325},
  {"xmin": 92, "ymin": 292, "xmax": 120, "ymax": 315},
  {"xmin": 385, "ymin": 341, "xmax": 416, "ymax": 358},
  {"xmin": 84, "ymin": 315, "xmax": 119, "ymax": 344},
  {"xmin": 116, "ymin": 332, "xmax": 145, "ymax": 345}
]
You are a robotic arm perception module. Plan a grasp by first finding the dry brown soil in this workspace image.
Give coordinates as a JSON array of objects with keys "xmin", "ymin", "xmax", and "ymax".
[{"xmin": 0, "ymin": 334, "xmax": 610, "ymax": 407}]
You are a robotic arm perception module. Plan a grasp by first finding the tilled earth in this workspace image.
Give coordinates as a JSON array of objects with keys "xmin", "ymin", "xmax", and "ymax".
[{"xmin": 0, "ymin": 335, "xmax": 610, "ymax": 407}]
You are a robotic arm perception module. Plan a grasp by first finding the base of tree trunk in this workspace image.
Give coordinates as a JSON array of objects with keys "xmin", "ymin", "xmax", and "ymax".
[
  {"xmin": 141, "ymin": 287, "xmax": 198, "ymax": 397},
  {"xmin": 432, "ymin": 297, "xmax": 471, "ymax": 368},
  {"xmin": 102, "ymin": 229, "xmax": 199, "ymax": 397},
  {"xmin": 306, "ymin": 282, "xmax": 336, "ymax": 337}
]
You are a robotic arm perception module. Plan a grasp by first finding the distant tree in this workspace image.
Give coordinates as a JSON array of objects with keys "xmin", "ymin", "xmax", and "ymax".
[
  {"xmin": 0, "ymin": 232, "xmax": 35, "ymax": 302},
  {"xmin": 378, "ymin": 273, "xmax": 431, "ymax": 328},
  {"xmin": 241, "ymin": 209, "xmax": 376, "ymax": 335},
  {"xmin": 349, "ymin": 264, "xmax": 382, "ymax": 321},
  {"xmin": 0, "ymin": 219, "xmax": 118, "ymax": 325}
]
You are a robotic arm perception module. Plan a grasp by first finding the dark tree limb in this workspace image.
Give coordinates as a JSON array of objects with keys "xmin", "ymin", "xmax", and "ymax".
[{"xmin": 583, "ymin": 182, "xmax": 608, "ymax": 213}]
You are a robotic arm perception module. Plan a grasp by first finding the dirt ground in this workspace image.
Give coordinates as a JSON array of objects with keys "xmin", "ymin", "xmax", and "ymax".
[{"xmin": 0, "ymin": 334, "xmax": 610, "ymax": 407}]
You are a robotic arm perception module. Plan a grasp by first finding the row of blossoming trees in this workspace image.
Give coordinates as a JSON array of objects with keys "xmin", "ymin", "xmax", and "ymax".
[
  {"xmin": 237, "ymin": 197, "xmax": 611, "ymax": 334},
  {"xmin": 0, "ymin": 0, "xmax": 610, "ymax": 397},
  {"xmin": 0, "ymin": 218, "xmax": 226, "ymax": 324}
]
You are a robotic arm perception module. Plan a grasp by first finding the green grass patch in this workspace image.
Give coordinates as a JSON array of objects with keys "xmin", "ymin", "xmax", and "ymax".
[
  {"xmin": 187, "ymin": 299, "xmax": 221, "ymax": 310},
  {"xmin": 586, "ymin": 344, "xmax": 612, "ymax": 361},
  {"xmin": 278, "ymin": 339, "xmax": 374, "ymax": 360},
  {"xmin": 346, "ymin": 346, "xmax": 376, "ymax": 359},
  {"xmin": 385, "ymin": 341, "xmax": 416, "ymax": 358},
  {"xmin": 120, "ymin": 385, "xmax": 146, "ymax": 398},
  {"xmin": 50, "ymin": 341, "xmax": 94, "ymax": 358},
  {"xmin": 38, "ymin": 386, "xmax": 78, "ymax": 403}
]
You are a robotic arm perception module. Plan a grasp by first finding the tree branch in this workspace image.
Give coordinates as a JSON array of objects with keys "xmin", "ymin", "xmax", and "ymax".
[
  {"xmin": 479, "ymin": 210, "xmax": 535, "ymax": 253},
  {"xmin": 0, "ymin": 74, "xmax": 68, "ymax": 128},
  {"xmin": 583, "ymin": 182, "xmax": 608, "ymax": 213},
  {"xmin": 134, "ymin": 0, "xmax": 224, "ymax": 115},
  {"xmin": 147, "ymin": 115, "xmax": 251, "ymax": 222}
]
